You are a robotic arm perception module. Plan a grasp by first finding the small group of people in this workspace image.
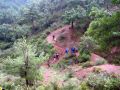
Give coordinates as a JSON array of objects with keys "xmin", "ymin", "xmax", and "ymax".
[
  {"xmin": 65, "ymin": 47, "xmax": 79, "ymax": 65},
  {"xmin": 53, "ymin": 53, "xmax": 59, "ymax": 61},
  {"xmin": 49, "ymin": 34, "xmax": 79, "ymax": 66},
  {"xmin": 65, "ymin": 47, "xmax": 78, "ymax": 55},
  {"xmin": 47, "ymin": 53, "xmax": 59, "ymax": 67}
]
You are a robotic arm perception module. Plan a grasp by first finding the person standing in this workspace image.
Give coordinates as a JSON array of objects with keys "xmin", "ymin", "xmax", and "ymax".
[
  {"xmin": 47, "ymin": 60, "xmax": 50, "ymax": 67},
  {"xmin": 56, "ymin": 53, "xmax": 59, "ymax": 60},
  {"xmin": 53, "ymin": 35, "xmax": 55, "ymax": 40},
  {"xmin": 71, "ymin": 47, "xmax": 75, "ymax": 55},
  {"xmin": 65, "ymin": 48, "xmax": 69, "ymax": 54}
]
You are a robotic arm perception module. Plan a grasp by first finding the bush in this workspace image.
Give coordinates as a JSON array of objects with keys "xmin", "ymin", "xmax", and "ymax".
[
  {"xmin": 86, "ymin": 73, "xmax": 120, "ymax": 90},
  {"xmin": 95, "ymin": 58, "xmax": 107, "ymax": 65},
  {"xmin": 62, "ymin": 83, "xmax": 79, "ymax": 90},
  {"xmin": 36, "ymin": 86, "xmax": 45, "ymax": 90},
  {"xmin": 0, "ymin": 41, "xmax": 13, "ymax": 50},
  {"xmin": 86, "ymin": 12, "xmax": 120, "ymax": 50},
  {"xmin": 104, "ymin": 78, "xmax": 120, "ymax": 90},
  {"xmin": 2, "ymin": 82, "xmax": 15, "ymax": 90},
  {"xmin": 112, "ymin": 56, "xmax": 120, "ymax": 65},
  {"xmin": 79, "ymin": 82, "xmax": 90, "ymax": 90},
  {"xmin": 45, "ymin": 82, "xmax": 60, "ymax": 90},
  {"xmin": 79, "ymin": 53, "xmax": 90, "ymax": 63},
  {"xmin": 79, "ymin": 36, "xmax": 98, "ymax": 53},
  {"xmin": 82, "ymin": 61, "xmax": 94, "ymax": 68},
  {"xmin": 52, "ymin": 59, "xmax": 69, "ymax": 70},
  {"xmin": 86, "ymin": 73, "xmax": 107, "ymax": 90}
]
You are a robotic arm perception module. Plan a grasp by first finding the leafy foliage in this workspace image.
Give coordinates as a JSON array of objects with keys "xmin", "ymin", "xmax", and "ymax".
[
  {"xmin": 63, "ymin": 6, "xmax": 86, "ymax": 27},
  {"xmin": 86, "ymin": 12, "xmax": 120, "ymax": 50},
  {"xmin": 112, "ymin": 0, "xmax": 120, "ymax": 4},
  {"xmin": 3, "ymin": 38, "xmax": 46, "ymax": 86},
  {"xmin": 89, "ymin": 7, "xmax": 109, "ymax": 19},
  {"xmin": 86, "ymin": 73, "xmax": 120, "ymax": 90},
  {"xmin": 0, "ymin": 0, "xmax": 120, "ymax": 89}
]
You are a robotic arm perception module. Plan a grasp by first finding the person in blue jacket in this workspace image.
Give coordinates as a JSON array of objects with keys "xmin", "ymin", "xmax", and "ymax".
[
  {"xmin": 65, "ymin": 48, "xmax": 69, "ymax": 54},
  {"xmin": 71, "ymin": 47, "xmax": 75, "ymax": 55}
]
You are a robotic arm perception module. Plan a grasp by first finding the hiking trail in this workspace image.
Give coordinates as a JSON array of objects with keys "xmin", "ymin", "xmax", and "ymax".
[{"xmin": 42, "ymin": 25, "xmax": 120, "ymax": 84}]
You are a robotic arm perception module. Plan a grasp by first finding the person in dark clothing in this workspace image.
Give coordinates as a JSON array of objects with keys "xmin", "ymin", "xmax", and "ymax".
[
  {"xmin": 75, "ymin": 48, "xmax": 78, "ymax": 53},
  {"xmin": 53, "ymin": 53, "xmax": 59, "ymax": 62},
  {"xmin": 53, "ymin": 35, "xmax": 55, "ymax": 40},
  {"xmin": 56, "ymin": 53, "xmax": 59, "ymax": 60},
  {"xmin": 71, "ymin": 47, "xmax": 75, "ymax": 54},
  {"xmin": 53, "ymin": 54, "xmax": 56, "ymax": 61},
  {"xmin": 47, "ymin": 59, "xmax": 50, "ymax": 67}
]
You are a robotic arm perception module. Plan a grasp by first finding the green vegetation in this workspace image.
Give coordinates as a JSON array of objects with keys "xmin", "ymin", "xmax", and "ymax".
[
  {"xmin": 86, "ymin": 73, "xmax": 120, "ymax": 90},
  {"xmin": 63, "ymin": 6, "xmax": 86, "ymax": 28},
  {"xmin": 86, "ymin": 12, "xmax": 120, "ymax": 50},
  {"xmin": 112, "ymin": 0, "xmax": 120, "ymax": 4},
  {"xmin": 0, "ymin": 0, "xmax": 120, "ymax": 89}
]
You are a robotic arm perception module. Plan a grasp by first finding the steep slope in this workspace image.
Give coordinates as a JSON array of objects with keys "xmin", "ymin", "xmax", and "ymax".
[
  {"xmin": 42, "ymin": 25, "xmax": 120, "ymax": 82},
  {"xmin": 45, "ymin": 25, "xmax": 80, "ymax": 65}
]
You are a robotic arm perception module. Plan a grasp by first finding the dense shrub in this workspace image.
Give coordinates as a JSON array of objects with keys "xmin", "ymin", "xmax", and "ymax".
[
  {"xmin": 86, "ymin": 12, "xmax": 120, "ymax": 50},
  {"xmin": 2, "ymin": 82, "xmax": 15, "ymax": 90},
  {"xmin": 30, "ymin": 35, "xmax": 55, "ymax": 57},
  {"xmin": 112, "ymin": 56, "xmax": 120, "ymax": 65},
  {"xmin": 0, "ymin": 24, "xmax": 30, "ymax": 42},
  {"xmin": 79, "ymin": 36, "xmax": 98, "ymax": 53},
  {"xmin": 79, "ymin": 82, "xmax": 90, "ymax": 90},
  {"xmin": 86, "ymin": 73, "xmax": 120, "ymax": 90},
  {"xmin": 79, "ymin": 53, "xmax": 90, "ymax": 63},
  {"xmin": 0, "ymin": 41, "xmax": 13, "ymax": 50},
  {"xmin": 52, "ymin": 59, "xmax": 69, "ymax": 70},
  {"xmin": 79, "ymin": 36, "xmax": 98, "ymax": 63}
]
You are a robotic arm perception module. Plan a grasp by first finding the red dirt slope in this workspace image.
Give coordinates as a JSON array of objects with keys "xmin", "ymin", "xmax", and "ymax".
[
  {"xmin": 44, "ymin": 25, "xmax": 120, "ymax": 80},
  {"xmin": 75, "ymin": 64, "xmax": 120, "ymax": 78},
  {"xmin": 45, "ymin": 25, "xmax": 80, "ymax": 65}
]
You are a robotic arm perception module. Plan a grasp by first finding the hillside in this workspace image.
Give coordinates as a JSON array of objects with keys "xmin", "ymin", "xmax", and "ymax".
[{"xmin": 0, "ymin": 0, "xmax": 120, "ymax": 90}]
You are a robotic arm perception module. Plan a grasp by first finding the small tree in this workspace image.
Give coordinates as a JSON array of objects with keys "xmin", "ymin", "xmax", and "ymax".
[
  {"xmin": 62, "ymin": 6, "xmax": 86, "ymax": 28},
  {"xmin": 3, "ymin": 38, "xmax": 49, "ymax": 87}
]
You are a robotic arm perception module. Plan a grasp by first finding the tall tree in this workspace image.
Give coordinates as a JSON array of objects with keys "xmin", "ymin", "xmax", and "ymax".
[{"xmin": 62, "ymin": 6, "xmax": 86, "ymax": 28}]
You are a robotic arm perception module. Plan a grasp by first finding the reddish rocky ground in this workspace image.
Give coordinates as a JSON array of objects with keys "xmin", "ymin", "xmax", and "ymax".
[{"xmin": 43, "ymin": 25, "xmax": 120, "ymax": 83}]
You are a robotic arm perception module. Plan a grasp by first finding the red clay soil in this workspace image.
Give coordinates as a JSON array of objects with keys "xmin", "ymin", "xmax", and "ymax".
[
  {"xmin": 90, "ymin": 53, "xmax": 106, "ymax": 64},
  {"xmin": 43, "ymin": 25, "xmax": 120, "ymax": 81},
  {"xmin": 45, "ymin": 25, "xmax": 80, "ymax": 66},
  {"xmin": 75, "ymin": 64, "xmax": 120, "ymax": 78}
]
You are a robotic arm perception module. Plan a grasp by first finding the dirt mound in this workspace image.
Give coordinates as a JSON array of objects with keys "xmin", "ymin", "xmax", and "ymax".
[{"xmin": 75, "ymin": 64, "xmax": 120, "ymax": 78}]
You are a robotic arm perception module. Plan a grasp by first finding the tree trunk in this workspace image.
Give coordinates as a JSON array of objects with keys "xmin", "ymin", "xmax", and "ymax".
[
  {"xmin": 71, "ymin": 21, "xmax": 74, "ymax": 29},
  {"xmin": 24, "ymin": 49, "xmax": 30, "ymax": 86},
  {"xmin": 25, "ymin": 54, "xmax": 29, "ymax": 86}
]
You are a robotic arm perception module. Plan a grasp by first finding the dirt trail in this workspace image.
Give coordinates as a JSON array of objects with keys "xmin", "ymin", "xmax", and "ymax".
[
  {"xmin": 44, "ymin": 25, "xmax": 79, "ymax": 66},
  {"xmin": 43, "ymin": 25, "xmax": 120, "ymax": 83}
]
